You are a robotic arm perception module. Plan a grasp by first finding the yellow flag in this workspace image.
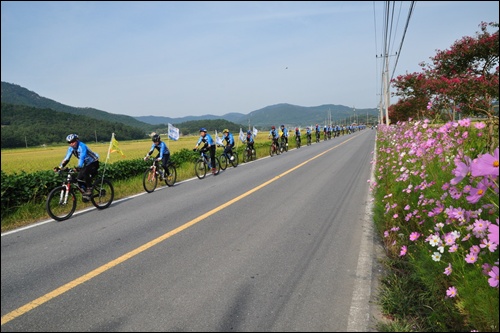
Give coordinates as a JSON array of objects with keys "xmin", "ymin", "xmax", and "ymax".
[{"xmin": 109, "ymin": 136, "xmax": 125, "ymax": 157}]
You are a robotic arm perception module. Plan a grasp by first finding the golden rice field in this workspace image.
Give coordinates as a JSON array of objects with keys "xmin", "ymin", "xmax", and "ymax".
[{"xmin": 1, "ymin": 135, "xmax": 270, "ymax": 174}]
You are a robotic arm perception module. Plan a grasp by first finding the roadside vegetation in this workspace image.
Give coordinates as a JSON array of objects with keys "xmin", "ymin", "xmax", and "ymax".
[{"xmin": 372, "ymin": 119, "xmax": 498, "ymax": 331}]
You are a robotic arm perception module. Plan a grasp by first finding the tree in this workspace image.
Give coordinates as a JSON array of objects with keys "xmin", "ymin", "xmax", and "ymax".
[{"xmin": 390, "ymin": 21, "xmax": 499, "ymax": 149}]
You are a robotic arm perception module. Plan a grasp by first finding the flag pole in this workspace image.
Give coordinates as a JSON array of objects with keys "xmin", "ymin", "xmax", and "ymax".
[{"xmin": 100, "ymin": 133, "xmax": 114, "ymax": 185}]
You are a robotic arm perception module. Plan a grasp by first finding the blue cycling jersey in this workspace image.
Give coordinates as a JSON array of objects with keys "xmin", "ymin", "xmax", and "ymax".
[
  {"xmin": 61, "ymin": 141, "xmax": 99, "ymax": 169},
  {"xmin": 147, "ymin": 141, "xmax": 170, "ymax": 159},
  {"xmin": 223, "ymin": 132, "xmax": 235, "ymax": 146},
  {"xmin": 196, "ymin": 133, "xmax": 215, "ymax": 146}
]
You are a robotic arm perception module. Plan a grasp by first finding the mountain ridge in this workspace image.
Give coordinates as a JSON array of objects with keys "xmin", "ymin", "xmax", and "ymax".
[{"xmin": 1, "ymin": 81, "xmax": 379, "ymax": 128}]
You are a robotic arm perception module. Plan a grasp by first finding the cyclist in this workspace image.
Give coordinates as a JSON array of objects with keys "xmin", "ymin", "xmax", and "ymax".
[
  {"xmin": 315, "ymin": 124, "xmax": 321, "ymax": 142},
  {"xmin": 306, "ymin": 126, "xmax": 312, "ymax": 143},
  {"xmin": 268, "ymin": 125, "xmax": 280, "ymax": 149},
  {"xmin": 194, "ymin": 127, "xmax": 217, "ymax": 175},
  {"xmin": 294, "ymin": 127, "xmax": 301, "ymax": 146},
  {"xmin": 280, "ymin": 124, "xmax": 289, "ymax": 148},
  {"xmin": 245, "ymin": 130, "xmax": 255, "ymax": 152},
  {"xmin": 58, "ymin": 134, "xmax": 99, "ymax": 200},
  {"xmin": 220, "ymin": 129, "xmax": 235, "ymax": 161},
  {"xmin": 144, "ymin": 134, "xmax": 171, "ymax": 178}
]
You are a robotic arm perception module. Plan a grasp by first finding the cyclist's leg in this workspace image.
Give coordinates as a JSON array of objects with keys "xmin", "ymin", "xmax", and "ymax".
[
  {"xmin": 225, "ymin": 144, "xmax": 233, "ymax": 159},
  {"xmin": 76, "ymin": 168, "xmax": 87, "ymax": 190},
  {"xmin": 162, "ymin": 154, "xmax": 170, "ymax": 175},
  {"xmin": 209, "ymin": 146, "xmax": 216, "ymax": 169}
]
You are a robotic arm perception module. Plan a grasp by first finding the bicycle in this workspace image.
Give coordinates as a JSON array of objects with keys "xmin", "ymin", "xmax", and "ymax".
[
  {"xmin": 307, "ymin": 134, "xmax": 312, "ymax": 146},
  {"xmin": 243, "ymin": 145, "xmax": 257, "ymax": 162},
  {"xmin": 194, "ymin": 148, "xmax": 220, "ymax": 179},
  {"xmin": 46, "ymin": 167, "xmax": 114, "ymax": 221},
  {"xmin": 269, "ymin": 139, "xmax": 281, "ymax": 156},
  {"xmin": 315, "ymin": 131, "xmax": 321, "ymax": 143},
  {"xmin": 143, "ymin": 157, "xmax": 177, "ymax": 193},
  {"xmin": 218, "ymin": 146, "xmax": 239, "ymax": 170},
  {"xmin": 279, "ymin": 136, "xmax": 288, "ymax": 153},
  {"xmin": 295, "ymin": 135, "xmax": 301, "ymax": 149}
]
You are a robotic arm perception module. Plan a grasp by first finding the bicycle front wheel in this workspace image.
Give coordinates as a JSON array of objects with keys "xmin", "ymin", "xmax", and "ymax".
[
  {"xmin": 213, "ymin": 157, "xmax": 221, "ymax": 175},
  {"xmin": 91, "ymin": 179, "xmax": 114, "ymax": 209},
  {"xmin": 143, "ymin": 168, "xmax": 158, "ymax": 193},
  {"xmin": 219, "ymin": 154, "xmax": 228, "ymax": 171},
  {"xmin": 46, "ymin": 186, "xmax": 77, "ymax": 221},
  {"xmin": 165, "ymin": 164, "xmax": 177, "ymax": 187},
  {"xmin": 195, "ymin": 159, "xmax": 207, "ymax": 179},
  {"xmin": 269, "ymin": 144, "xmax": 274, "ymax": 157}
]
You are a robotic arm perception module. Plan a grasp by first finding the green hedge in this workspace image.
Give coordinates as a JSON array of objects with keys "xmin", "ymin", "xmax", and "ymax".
[{"xmin": 0, "ymin": 148, "xmax": 196, "ymax": 219}]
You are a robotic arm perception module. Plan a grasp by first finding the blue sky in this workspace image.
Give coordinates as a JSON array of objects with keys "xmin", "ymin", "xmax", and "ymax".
[{"xmin": 1, "ymin": 1, "xmax": 498, "ymax": 118}]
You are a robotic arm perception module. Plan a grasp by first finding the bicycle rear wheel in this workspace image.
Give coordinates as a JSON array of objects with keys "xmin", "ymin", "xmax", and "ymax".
[
  {"xmin": 219, "ymin": 154, "xmax": 228, "ymax": 171},
  {"xmin": 165, "ymin": 164, "xmax": 177, "ymax": 187},
  {"xmin": 230, "ymin": 153, "xmax": 239, "ymax": 167},
  {"xmin": 143, "ymin": 168, "xmax": 158, "ymax": 193},
  {"xmin": 91, "ymin": 179, "xmax": 114, "ymax": 209},
  {"xmin": 46, "ymin": 186, "xmax": 77, "ymax": 221},
  {"xmin": 195, "ymin": 159, "xmax": 207, "ymax": 179}
]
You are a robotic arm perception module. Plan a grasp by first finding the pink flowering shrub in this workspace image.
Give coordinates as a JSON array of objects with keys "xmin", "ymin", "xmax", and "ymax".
[{"xmin": 372, "ymin": 118, "xmax": 499, "ymax": 331}]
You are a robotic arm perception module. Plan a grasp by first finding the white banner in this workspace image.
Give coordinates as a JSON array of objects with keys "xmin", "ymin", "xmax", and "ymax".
[
  {"xmin": 239, "ymin": 128, "xmax": 245, "ymax": 143},
  {"xmin": 215, "ymin": 130, "xmax": 224, "ymax": 146},
  {"xmin": 252, "ymin": 126, "xmax": 258, "ymax": 137},
  {"xmin": 168, "ymin": 123, "xmax": 180, "ymax": 141}
]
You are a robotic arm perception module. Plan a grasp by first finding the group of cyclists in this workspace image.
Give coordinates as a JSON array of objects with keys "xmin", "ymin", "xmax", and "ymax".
[{"xmin": 57, "ymin": 121, "xmax": 361, "ymax": 192}]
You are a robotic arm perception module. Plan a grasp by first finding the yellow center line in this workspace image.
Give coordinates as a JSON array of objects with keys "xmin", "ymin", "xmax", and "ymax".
[{"xmin": 1, "ymin": 137, "xmax": 356, "ymax": 326}]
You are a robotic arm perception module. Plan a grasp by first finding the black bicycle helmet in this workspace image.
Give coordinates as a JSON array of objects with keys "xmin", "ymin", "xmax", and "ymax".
[
  {"xmin": 152, "ymin": 134, "xmax": 160, "ymax": 142},
  {"xmin": 200, "ymin": 128, "xmax": 207, "ymax": 132},
  {"xmin": 247, "ymin": 130, "xmax": 252, "ymax": 135}
]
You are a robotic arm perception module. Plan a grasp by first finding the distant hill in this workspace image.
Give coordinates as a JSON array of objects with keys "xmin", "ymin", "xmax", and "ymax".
[
  {"xmin": 1, "ymin": 81, "xmax": 379, "ymax": 130},
  {"xmin": 135, "ymin": 103, "xmax": 379, "ymax": 127},
  {"xmin": 1, "ymin": 81, "xmax": 151, "ymax": 131},
  {"xmin": 1, "ymin": 103, "xmax": 145, "ymax": 148}
]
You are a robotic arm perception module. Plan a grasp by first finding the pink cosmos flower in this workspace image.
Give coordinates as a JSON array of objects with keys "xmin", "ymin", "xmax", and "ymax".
[
  {"xmin": 446, "ymin": 286, "xmax": 458, "ymax": 298},
  {"xmin": 474, "ymin": 122, "xmax": 486, "ymax": 129},
  {"xmin": 488, "ymin": 266, "xmax": 499, "ymax": 288},
  {"xmin": 471, "ymin": 147, "xmax": 499, "ymax": 178},
  {"xmin": 444, "ymin": 263, "xmax": 452, "ymax": 276},
  {"xmin": 409, "ymin": 232, "xmax": 420, "ymax": 241},
  {"xmin": 482, "ymin": 263, "xmax": 492, "ymax": 276},
  {"xmin": 399, "ymin": 245, "xmax": 407, "ymax": 257},
  {"xmin": 470, "ymin": 245, "xmax": 480, "ymax": 254},
  {"xmin": 488, "ymin": 223, "xmax": 499, "ymax": 245},
  {"xmin": 458, "ymin": 118, "xmax": 471, "ymax": 127},
  {"xmin": 465, "ymin": 252, "xmax": 478, "ymax": 264},
  {"xmin": 466, "ymin": 179, "xmax": 489, "ymax": 204}
]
